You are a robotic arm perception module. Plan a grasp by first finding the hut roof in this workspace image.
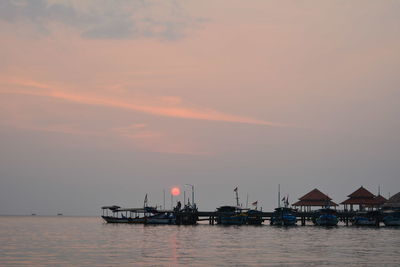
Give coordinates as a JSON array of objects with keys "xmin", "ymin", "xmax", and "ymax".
[
  {"xmin": 293, "ymin": 200, "xmax": 338, "ymax": 207},
  {"xmin": 293, "ymin": 188, "xmax": 337, "ymax": 206},
  {"xmin": 383, "ymin": 192, "xmax": 400, "ymax": 208},
  {"xmin": 347, "ymin": 186, "xmax": 375, "ymax": 198},
  {"xmin": 374, "ymin": 195, "xmax": 387, "ymax": 205},
  {"xmin": 298, "ymin": 188, "xmax": 332, "ymax": 201},
  {"xmin": 341, "ymin": 198, "xmax": 381, "ymax": 205},
  {"xmin": 341, "ymin": 186, "xmax": 384, "ymax": 206}
]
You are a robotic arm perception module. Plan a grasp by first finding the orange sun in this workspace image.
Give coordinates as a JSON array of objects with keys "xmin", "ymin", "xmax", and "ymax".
[{"xmin": 171, "ymin": 187, "xmax": 180, "ymax": 196}]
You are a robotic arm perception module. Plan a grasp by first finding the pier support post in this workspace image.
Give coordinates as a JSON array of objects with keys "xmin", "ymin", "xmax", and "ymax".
[{"xmin": 301, "ymin": 217, "xmax": 305, "ymax": 226}]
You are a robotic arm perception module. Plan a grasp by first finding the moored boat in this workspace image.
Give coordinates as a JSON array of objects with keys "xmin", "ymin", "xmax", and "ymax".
[
  {"xmin": 314, "ymin": 208, "xmax": 338, "ymax": 226},
  {"xmin": 216, "ymin": 206, "xmax": 247, "ymax": 225},
  {"xmin": 101, "ymin": 205, "xmax": 158, "ymax": 224},
  {"xmin": 271, "ymin": 207, "xmax": 297, "ymax": 226},
  {"xmin": 216, "ymin": 187, "xmax": 248, "ymax": 225},
  {"xmin": 145, "ymin": 212, "xmax": 176, "ymax": 225},
  {"xmin": 352, "ymin": 211, "xmax": 379, "ymax": 226},
  {"xmin": 382, "ymin": 210, "xmax": 400, "ymax": 226},
  {"xmin": 246, "ymin": 209, "xmax": 264, "ymax": 225},
  {"xmin": 271, "ymin": 190, "xmax": 297, "ymax": 226}
]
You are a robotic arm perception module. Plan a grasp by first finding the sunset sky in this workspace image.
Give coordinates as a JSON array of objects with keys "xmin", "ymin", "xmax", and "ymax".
[{"xmin": 1, "ymin": 0, "xmax": 399, "ymax": 215}]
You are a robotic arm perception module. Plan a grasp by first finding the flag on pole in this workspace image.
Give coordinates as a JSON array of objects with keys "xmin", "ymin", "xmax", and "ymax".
[
  {"xmin": 252, "ymin": 201, "xmax": 258, "ymax": 206},
  {"xmin": 234, "ymin": 187, "xmax": 238, "ymax": 192}
]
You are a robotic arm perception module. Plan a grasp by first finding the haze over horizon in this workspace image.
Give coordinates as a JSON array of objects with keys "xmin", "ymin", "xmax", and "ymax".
[{"xmin": 1, "ymin": 0, "xmax": 399, "ymax": 216}]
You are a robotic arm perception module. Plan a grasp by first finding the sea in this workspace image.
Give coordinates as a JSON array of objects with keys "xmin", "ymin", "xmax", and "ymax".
[{"xmin": 0, "ymin": 216, "xmax": 399, "ymax": 266}]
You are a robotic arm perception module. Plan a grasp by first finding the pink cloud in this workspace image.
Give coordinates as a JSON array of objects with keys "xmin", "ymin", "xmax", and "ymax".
[{"xmin": 0, "ymin": 79, "xmax": 288, "ymax": 127}]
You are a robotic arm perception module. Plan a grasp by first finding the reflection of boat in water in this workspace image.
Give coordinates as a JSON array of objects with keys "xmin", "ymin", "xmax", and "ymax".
[
  {"xmin": 271, "ymin": 207, "xmax": 297, "ymax": 226},
  {"xmin": 314, "ymin": 208, "xmax": 338, "ymax": 226},
  {"xmin": 382, "ymin": 210, "xmax": 400, "ymax": 226},
  {"xmin": 352, "ymin": 211, "xmax": 379, "ymax": 226},
  {"xmin": 216, "ymin": 206, "xmax": 247, "ymax": 225}
]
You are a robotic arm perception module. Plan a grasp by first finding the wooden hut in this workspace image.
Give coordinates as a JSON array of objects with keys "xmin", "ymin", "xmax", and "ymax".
[
  {"xmin": 293, "ymin": 188, "xmax": 338, "ymax": 212},
  {"xmin": 341, "ymin": 186, "xmax": 386, "ymax": 211},
  {"xmin": 382, "ymin": 192, "xmax": 400, "ymax": 209}
]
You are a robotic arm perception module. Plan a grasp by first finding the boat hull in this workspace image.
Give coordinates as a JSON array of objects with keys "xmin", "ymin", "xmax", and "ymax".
[
  {"xmin": 218, "ymin": 214, "xmax": 247, "ymax": 225},
  {"xmin": 246, "ymin": 210, "xmax": 263, "ymax": 225},
  {"xmin": 102, "ymin": 216, "xmax": 145, "ymax": 224},
  {"xmin": 270, "ymin": 208, "xmax": 297, "ymax": 226},
  {"xmin": 145, "ymin": 218, "xmax": 176, "ymax": 225},
  {"xmin": 315, "ymin": 215, "xmax": 338, "ymax": 226},
  {"xmin": 352, "ymin": 217, "xmax": 377, "ymax": 226},
  {"xmin": 145, "ymin": 213, "xmax": 176, "ymax": 225},
  {"xmin": 270, "ymin": 217, "xmax": 297, "ymax": 226},
  {"xmin": 383, "ymin": 216, "xmax": 400, "ymax": 226}
]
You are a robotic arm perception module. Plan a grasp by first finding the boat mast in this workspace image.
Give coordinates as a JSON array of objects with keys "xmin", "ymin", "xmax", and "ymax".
[
  {"xmin": 278, "ymin": 184, "xmax": 281, "ymax": 208},
  {"xmin": 185, "ymin": 184, "xmax": 194, "ymax": 207},
  {"xmin": 163, "ymin": 189, "xmax": 165, "ymax": 210},
  {"xmin": 171, "ymin": 193, "xmax": 173, "ymax": 210},
  {"xmin": 235, "ymin": 187, "xmax": 240, "ymax": 207}
]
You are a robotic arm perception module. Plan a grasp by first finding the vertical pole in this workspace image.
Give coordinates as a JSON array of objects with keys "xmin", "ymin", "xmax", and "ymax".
[
  {"xmin": 184, "ymin": 190, "xmax": 186, "ymax": 206},
  {"xmin": 192, "ymin": 185, "xmax": 195, "ymax": 206},
  {"xmin": 163, "ymin": 189, "xmax": 165, "ymax": 210},
  {"xmin": 171, "ymin": 194, "xmax": 173, "ymax": 210},
  {"xmin": 235, "ymin": 188, "xmax": 240, "ymax": 207},
  {"xmin": 246, "ymin": 193, "xmax": 249, "ymax": 209},
  {"xmin": 278, "ymin": 184, "xmax": 281, "ymax": 208}
]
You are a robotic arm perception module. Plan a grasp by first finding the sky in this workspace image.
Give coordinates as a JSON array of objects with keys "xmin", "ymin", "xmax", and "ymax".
[{"xmin": 1, "ymin": 0, "xmax": 399, "ymax": 215}]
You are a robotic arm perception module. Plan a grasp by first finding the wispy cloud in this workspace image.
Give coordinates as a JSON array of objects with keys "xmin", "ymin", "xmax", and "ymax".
[
  {"xmin": 4, "ymin": 122, "xmax": 99, "ymax": 136},
  {"xmin": 0, "ymin": 0, "xmax": 203, "ymax": 40},
  {"xmin": 0, "ymin": 79, "xmax": 288, "ymax": 127}
]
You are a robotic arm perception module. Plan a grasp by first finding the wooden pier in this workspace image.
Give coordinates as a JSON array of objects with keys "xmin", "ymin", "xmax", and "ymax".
[
  {"xmin": 102, "ymin": 205, "xmax": 385, "ymax": 226},
  {"xmin": 176, "ymin": 210, "xmax": 381, "ymax": 226}
]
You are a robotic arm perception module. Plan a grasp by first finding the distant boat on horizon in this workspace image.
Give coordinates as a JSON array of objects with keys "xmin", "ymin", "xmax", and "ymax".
[{"xmin": 57, "ymin": 213, "xmax": 63, "ymax": 216}]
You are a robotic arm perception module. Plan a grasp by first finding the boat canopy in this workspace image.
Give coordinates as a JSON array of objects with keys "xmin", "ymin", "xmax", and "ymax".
[
  {"xmin": 217, "ymin": 206, "xmax": 244, "ymax": 212},
  {"xmin": 101, "ymin": 205, "xmax": 120, "ymax": 210}
]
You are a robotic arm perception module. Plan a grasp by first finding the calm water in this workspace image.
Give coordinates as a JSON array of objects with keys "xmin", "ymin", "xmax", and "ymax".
[{"xmin": 0, "ymin": 216, "xmax": 399, "ymax": 266}]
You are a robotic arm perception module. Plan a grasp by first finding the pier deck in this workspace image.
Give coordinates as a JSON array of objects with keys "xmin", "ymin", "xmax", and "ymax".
[{"xmin": 180, "ymin": 210, "xmax": 376, "ymax": 226}]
